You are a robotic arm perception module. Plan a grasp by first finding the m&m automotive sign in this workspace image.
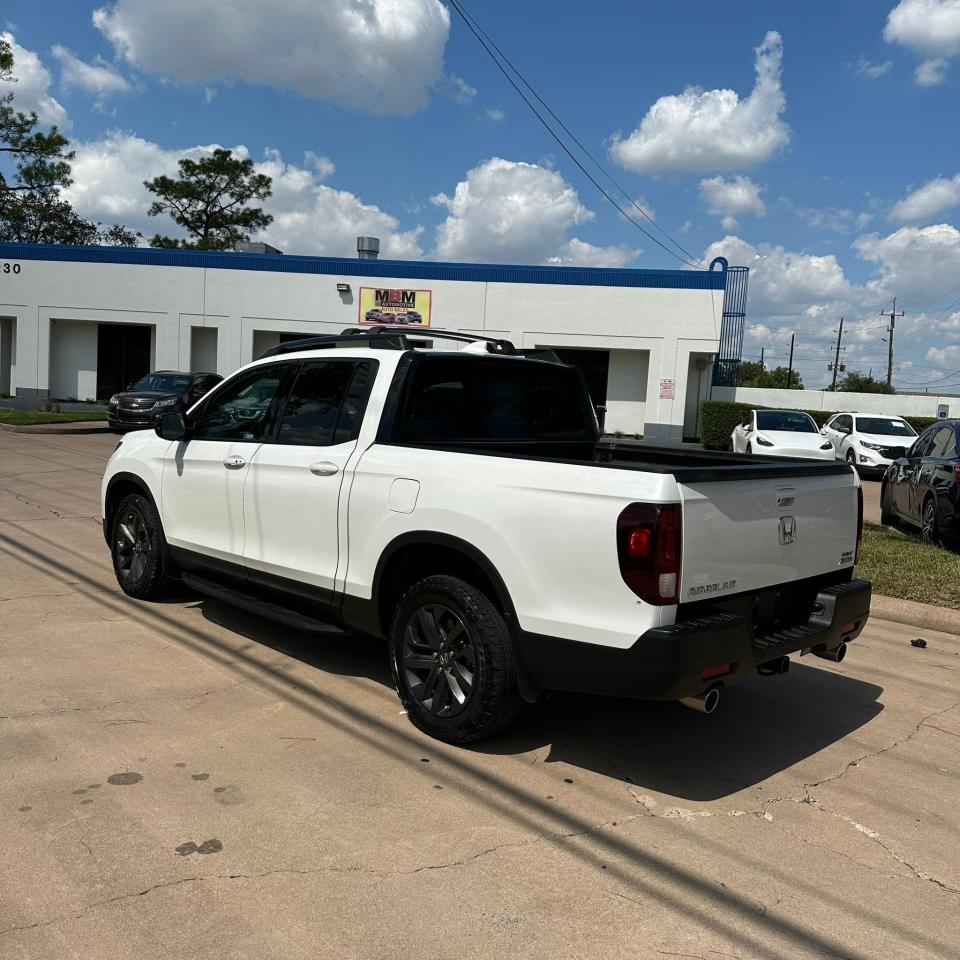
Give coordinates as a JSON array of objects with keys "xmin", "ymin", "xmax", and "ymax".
[{"xmin": 359, "ymin": 287, "xmax": 432, "ymax": 327}]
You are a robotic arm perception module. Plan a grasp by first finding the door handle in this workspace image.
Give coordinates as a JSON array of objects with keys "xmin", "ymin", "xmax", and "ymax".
[
  {"xmin": 223, "ymin": 455, "xmax": 246, "ymax": 469},
  {"xmin": 309, "ymin": 461, "xmax": 340, "ymax": 477}
]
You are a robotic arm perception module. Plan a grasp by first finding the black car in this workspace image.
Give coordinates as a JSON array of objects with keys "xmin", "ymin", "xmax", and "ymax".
[
  {"xmin": 881, "ymin": 419, "xmax": 960, "ymax": 545},
  {"xmin": 108, "ymin": 370, "xmax": 222, "ymax": 433}
]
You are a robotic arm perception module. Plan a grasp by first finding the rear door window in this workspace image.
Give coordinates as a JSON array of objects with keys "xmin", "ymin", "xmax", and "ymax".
[{"xmin": 274, "ymin": 360, "xmax": 375, "ymax": 446}]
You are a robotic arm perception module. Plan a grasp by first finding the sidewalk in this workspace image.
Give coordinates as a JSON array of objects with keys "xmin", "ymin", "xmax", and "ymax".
[{"xmin": 0, "ymin": 420, "xmax": 110, "ymax": 434}]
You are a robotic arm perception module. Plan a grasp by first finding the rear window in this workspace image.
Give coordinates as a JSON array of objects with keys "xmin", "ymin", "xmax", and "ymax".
[
  {"xmin": 756, "ymin": 411, "xmax": 817, "ymax": 433},
  {"xmin": 395, "ymin": 356, "xmax": 596, "ymax": 444},
  {"xmin": 855, "ymin": 417, "xmax": 915, "ymax": 437}
]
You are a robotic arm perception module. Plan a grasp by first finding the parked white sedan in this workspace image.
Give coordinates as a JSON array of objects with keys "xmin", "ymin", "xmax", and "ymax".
[
  {"xmin": 731, "ymin": 409, "xmax": 837, "ymax": 459},
  {"xmin": 820, "ymin": 412, "xmax": 917, "ymax": 475}
]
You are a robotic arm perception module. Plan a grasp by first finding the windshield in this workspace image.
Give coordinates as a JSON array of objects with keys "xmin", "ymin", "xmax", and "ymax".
[
  {"xmin": 756, "ymin": 411, "xmax": 817, "ymax": 433},
  {"xmin": 397, "ymin": 356, "xmax": 596, "ymax": 443},
  {"xmin": 131, "ymin": 373, "xmax": 191, "ymax": 393},
  {"xmin": 855, "ymin": 417, "xmax": 916, "ymax": 437}
]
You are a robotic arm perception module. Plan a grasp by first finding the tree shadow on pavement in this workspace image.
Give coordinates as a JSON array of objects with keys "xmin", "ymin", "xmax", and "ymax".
[{"xmin": 198, "ymin": 597, "xmax": 883, "ymax": 802}]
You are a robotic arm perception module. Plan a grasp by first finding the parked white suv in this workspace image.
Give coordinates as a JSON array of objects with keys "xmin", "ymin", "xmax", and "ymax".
[
  {"xmin": 101, "ymin": 328, "xmax": 870, "ymax": 742},
  {"xmin": 821, "ymin": 413, "xmax": 917, "ymax": 475}
]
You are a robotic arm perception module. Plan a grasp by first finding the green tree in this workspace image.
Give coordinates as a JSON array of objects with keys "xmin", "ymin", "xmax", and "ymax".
[
  {"xmin": 144, "ymin": 149, "xmax": 273, "ymax": 250},
  {"xmin": 0, "ymin": 37, "xmax": 134, "ymax": 245},
  {"xmin": 97, "ymin": 223, "xmax": 141, "ymax": 246},
  {"xmin": 834, "ymin": 370, "xmax": 895, "ymax": 394},
  {"xmin": 738, "ymin": 361, "xmax": 804, "ymax": 390}
]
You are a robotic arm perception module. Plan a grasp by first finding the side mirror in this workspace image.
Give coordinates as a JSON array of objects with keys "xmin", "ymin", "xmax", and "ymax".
[{"xmin": 156, "ymin": 411, "xmax": 189, "ymax": 441}]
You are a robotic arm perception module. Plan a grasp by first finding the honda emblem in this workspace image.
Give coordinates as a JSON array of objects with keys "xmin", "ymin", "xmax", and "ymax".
[{"xmin": 779, "ymin": 515, "xmax": 797, "ymax": 545}]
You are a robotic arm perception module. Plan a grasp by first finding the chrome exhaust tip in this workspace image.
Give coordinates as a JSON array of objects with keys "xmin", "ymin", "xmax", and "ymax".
[
  {"xmin": 679, "ymin": 687, "xmax": 720, "ymax": 715},
  {"xmin": 814, "ymin": 642, "xmax": 847, "ymax": 663}
]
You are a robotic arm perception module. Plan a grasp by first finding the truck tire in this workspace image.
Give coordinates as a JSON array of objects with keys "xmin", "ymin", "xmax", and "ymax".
[
  {"xmin": 389, "ymin": 574, "xmax": 523, "ymax": 743},
  {"xmin": 110, "ymin": 493, "xmax": 174, "ymax": 600}
]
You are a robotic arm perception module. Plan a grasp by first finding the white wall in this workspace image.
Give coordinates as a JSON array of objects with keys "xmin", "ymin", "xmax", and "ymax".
[
  {"xmin": 713, "ymin": 385, "xmax": 955, "ymax": 419},
  {"xmin": 605, "ymin": 349, "xmax": 648, "ymax": 434},
  {"xmin": 190, "ymin": 326, "xmax": 218, "ymax": 372},
  {"xmin": 49, "ymin": 319, "xmax": 97, "ymax": 400}
]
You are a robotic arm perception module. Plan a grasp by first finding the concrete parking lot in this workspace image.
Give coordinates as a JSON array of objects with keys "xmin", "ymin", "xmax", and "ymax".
[{"xmin": 1, "ymin": 431, "xmax": 958, "ymax": 960}]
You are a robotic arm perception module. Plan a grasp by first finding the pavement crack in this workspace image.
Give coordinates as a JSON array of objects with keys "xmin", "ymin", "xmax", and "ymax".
[{"xmin": 805, "ymin": 695, "xmax": 960, "ymax": 791}]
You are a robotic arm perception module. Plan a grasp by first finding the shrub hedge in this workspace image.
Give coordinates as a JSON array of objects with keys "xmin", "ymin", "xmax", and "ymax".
[{"xmin": 700, "ymin": 400, "xmax": 938, "ymax": 450}]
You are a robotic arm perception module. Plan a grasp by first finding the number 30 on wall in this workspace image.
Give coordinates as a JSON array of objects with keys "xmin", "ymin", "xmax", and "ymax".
[{"xmin": 1, "ymin": 262, "xmax": 21, "ymax": 274}]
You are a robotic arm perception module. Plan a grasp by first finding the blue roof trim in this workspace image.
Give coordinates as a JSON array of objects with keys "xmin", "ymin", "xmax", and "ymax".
[{"xmin": 0, "ymin": 242, "xmax": 726, "ymax": 291}]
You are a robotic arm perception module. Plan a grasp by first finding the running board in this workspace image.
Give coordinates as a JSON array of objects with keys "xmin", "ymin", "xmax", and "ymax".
[{"xmin": 182, "ymin": 572, "xmax": 347, "ymax": 635}]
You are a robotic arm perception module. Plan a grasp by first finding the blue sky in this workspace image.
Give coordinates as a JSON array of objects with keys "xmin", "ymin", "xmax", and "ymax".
[{"xmin": 3, "ymin": 0, "xmax": 960, "ymax": 388}]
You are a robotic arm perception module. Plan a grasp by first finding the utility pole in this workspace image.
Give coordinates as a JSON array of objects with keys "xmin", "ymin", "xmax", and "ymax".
[
  {"xmin": 787, "ymin": 333, "xmax": 795, "ymax": 389},
  {"xmin": 760, "ymin": 347, "xmax": 765, "ymax": 373},
  {"xmin": 881, "ymin": 298, "xmax": 904, "ymax": 388},
  {"xmin": 830, "ymin": 317, "xmax": 844, "ymax": 391}
]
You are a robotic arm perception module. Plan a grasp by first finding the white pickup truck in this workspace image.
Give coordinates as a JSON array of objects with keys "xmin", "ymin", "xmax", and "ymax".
[{"xmin": 101, "ymin": 328, "xmax": 871, "ymax": 743}]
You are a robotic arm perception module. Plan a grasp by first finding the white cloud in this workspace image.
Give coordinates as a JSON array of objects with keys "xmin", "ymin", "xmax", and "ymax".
[
  {"xmin": 1, "ymin": 31, "xmax": 69, "ymax": 127},
  {"xmin": 93, "ymin": 0, "xmax": 450, "ymax": 115},
  {"xmin": 609, "ymin": 31, "xmax": 789, "ymax": 175},
  {"xmin": 63, "ymin": 132, "xmax": 422, "ymax": 257},
  {"xmin": 915, "ymin": 57, "xmax": 949, "ymax": 85},
  {"xmin": 854, "ymin": 222, "xmax": 960, "ymax": 299},
  {"xmin": 885, "ymin": 0, "xmax": 960, "ymax": 84},
  {"xmin": 702, "ymin": 235, "xmax": 851, "ymax": 315},
  {"xmin": 889, "ymin": 174, "xmax": 960, "ymax": 222},
  {"xmin": 852, "ymin": 56, "xmax": 893, "ymax": 78},
  {"xmin": 431, "ymin": 157, "xmax": 637, "ymax": 266},
  {"xmin": 51, "ymin": 45, "xmax": 131, "ymax": 101},
  {"xmin": 443, "ymin": 73, "xmax": 476, "ymax": 105},
  {"xmin": 781, "ymin": 200, "xmax": 871, "ymax": 234},
  {"xmin": 699, "ymin": 176, "xmax": 766, "ymax": 225},
  {"xmin": 485, "ymin": 107, "xmax": 504, "ymax": 122}
]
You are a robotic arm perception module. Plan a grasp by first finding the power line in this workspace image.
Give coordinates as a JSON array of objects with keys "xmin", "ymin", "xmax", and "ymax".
[{"xmin": 446, "ymin": 0, "xmax": 700, "ymax": 267}]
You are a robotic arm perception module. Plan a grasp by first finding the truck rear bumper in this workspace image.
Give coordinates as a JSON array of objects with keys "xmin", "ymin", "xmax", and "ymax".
[{"xmin": 516, "ymin": 578, "xmax": 871, "ymax": 701}]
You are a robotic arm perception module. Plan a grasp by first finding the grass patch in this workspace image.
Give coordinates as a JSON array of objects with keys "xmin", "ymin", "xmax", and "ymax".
[
  {"xmin": 859, "ymin": 522, "xmax": 960, "ymax": 608},
  {"xmin": 0, "ymin": 410, "xmax": 107, "ymax": 426}
]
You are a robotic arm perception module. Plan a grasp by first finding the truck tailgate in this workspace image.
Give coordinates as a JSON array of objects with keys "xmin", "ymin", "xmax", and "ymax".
[{"xmin": 678, "ymin": 470, "xmax": 858, "ymax": 602}]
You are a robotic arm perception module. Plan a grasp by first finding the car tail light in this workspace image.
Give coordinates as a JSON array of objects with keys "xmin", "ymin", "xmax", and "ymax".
[
  {"xmin": 953, "ymin": 465, "xmax": 960, "ymax": 485},
  {"xmin": 855, "ymin": 485, "xmax": 864, "ymax": 562},
  {"xmin": 617, "ymin": 502, "xmax": 682, "ymax": 605}
]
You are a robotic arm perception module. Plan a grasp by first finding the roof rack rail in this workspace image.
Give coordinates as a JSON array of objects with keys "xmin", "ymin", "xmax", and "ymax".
[{"xmin": 258, "ymin": 326, "xmax": 516, "ymax": 359}]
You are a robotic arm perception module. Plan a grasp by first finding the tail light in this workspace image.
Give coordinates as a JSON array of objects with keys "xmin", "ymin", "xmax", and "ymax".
[
  {"xmin": 855, "ymin": 485, "xmax": 864, "ymax": 562},
  {"xmin": 617, "ymin": 502, "xmax": 682, "ymax": 605},
  {"xmin": 953, "ymin": 465, "xmax": 960, "ymax": 485}
]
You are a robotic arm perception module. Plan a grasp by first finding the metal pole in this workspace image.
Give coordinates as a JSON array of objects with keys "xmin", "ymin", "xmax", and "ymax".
[
  {"xmin": 831, "ymin": 317, "xmax": 844, "ymax": 391},
  {"xmin": 787, "ymin": 333, "xmax": 795, "ymax": 389},
  {"xmin": 760, "ymin": 347, "xmax": 765, "ymax": 373}
]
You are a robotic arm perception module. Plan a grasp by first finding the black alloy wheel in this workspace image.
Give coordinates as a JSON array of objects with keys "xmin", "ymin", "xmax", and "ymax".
[
  {"xmin": 921, "ymin": 497, "xmax": 941, "ymax": 547},
  {"xmin": 389, "ymin": 574, "xmax": 523, "ymax": 743},
  {"xmin": 401, "ymin": 604, "xmax": 476, "ymax": 718},
  {"xmin": 110, "ymin": 493, "xmax": 173, "ymax": 599}
]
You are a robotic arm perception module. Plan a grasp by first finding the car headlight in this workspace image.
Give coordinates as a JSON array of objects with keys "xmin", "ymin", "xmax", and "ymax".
[
  {"xmin": 755, "ymin": 435, "xmax": 774, "ymax": 447},
  {"xmin": 153, "ymin": 397, "xmax": 178, "ymax": 409},
  {"xmin": 860, "ymin": 441, "xmax": 882, "ymax": 451},
  {"xmin": 820, "ymin": 441, "xmax": 833, "ymax": 450},
  {"xmin": 108, "ymin": 394, "xmax": 119, "ymax": 406}
]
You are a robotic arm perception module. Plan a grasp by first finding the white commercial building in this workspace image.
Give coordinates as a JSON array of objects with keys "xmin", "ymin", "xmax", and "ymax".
[{"xmin": 0, "ymin": 242, "xmax": 732, "ymax": 439}]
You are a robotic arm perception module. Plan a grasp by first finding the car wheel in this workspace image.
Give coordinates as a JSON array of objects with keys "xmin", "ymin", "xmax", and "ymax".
[
  {"xmin": 920, "ymin": 497, "xmax": 942, "ymax": 548},
  {"xmin": 389, "ymin": 574, "xmax": 523, "ymax": 744},
  {"xmin": 846, "ymin": 449, "xmax": 857, "ymax": 465},
  {"xmin": 745, "ymin": 442, "xmax": 752, "ymax": 455},
  {"xmin": 110, "ymin": 493, "xmax": 174, "ymax": 599},
  {"xmin": 880, "ymin": 481, "xmax": 896, "ymax": 526}
]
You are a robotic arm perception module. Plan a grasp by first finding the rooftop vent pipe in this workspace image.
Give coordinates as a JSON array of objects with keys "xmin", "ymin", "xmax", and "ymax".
[{"xmin": 357, "ymin": 236, "xmax": 380, "ymax": 259}]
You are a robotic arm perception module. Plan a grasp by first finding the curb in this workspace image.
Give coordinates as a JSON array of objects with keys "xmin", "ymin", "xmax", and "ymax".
[
  {"xmin": 0, "ymin": 421, "xmax": 111, "ymax": 435},
  {"xmin": 870, "ymin": 594, "xmax": 960, "ymax": 637}
]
